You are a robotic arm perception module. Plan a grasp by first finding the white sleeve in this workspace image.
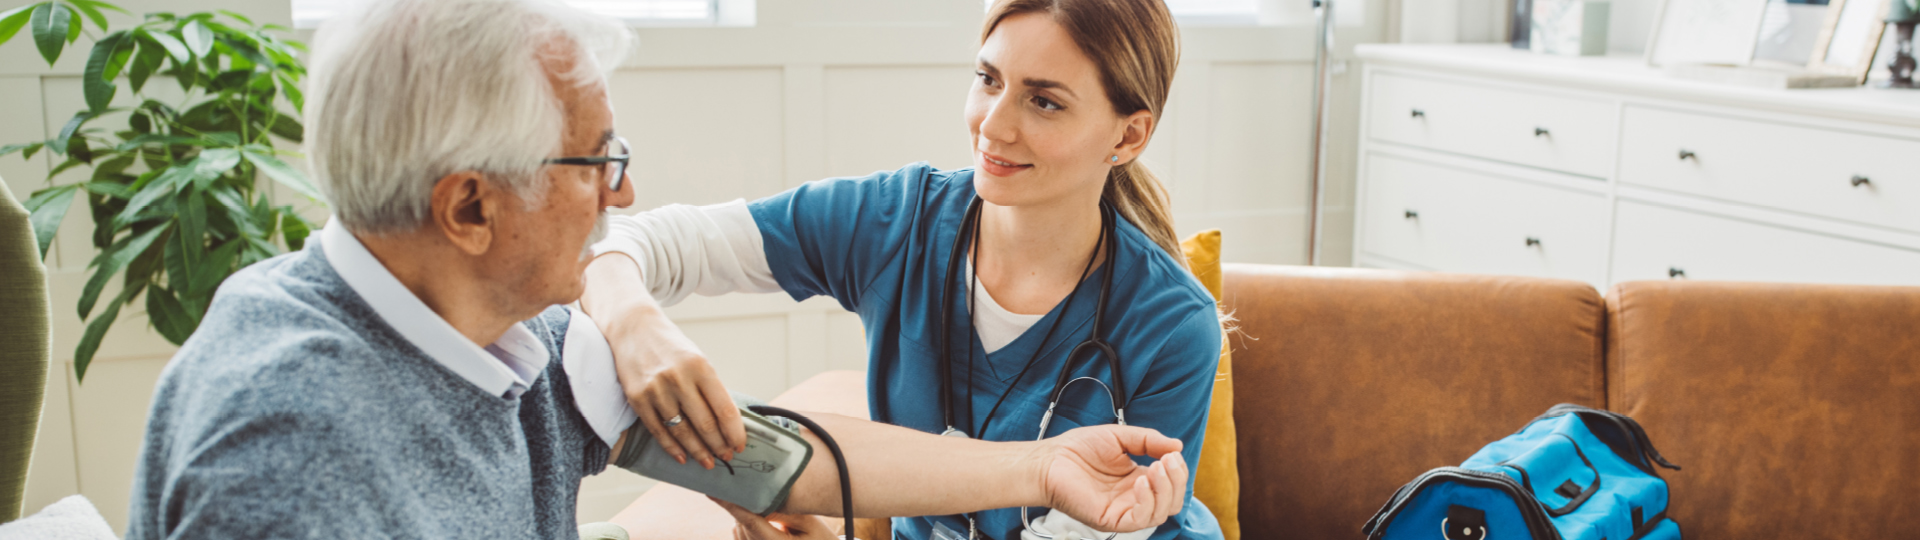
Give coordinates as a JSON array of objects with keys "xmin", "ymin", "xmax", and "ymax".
[
  {"xmin": 563, "ymin": 310, "xmax": 637, "ymax": 449},
  {"xmin": 592, "ymin": 200, "xmax": 782, "ymax": 307},
  {"xmin": 1020, "ymin": 511, "xmax": 1154, "ymax": 540}
]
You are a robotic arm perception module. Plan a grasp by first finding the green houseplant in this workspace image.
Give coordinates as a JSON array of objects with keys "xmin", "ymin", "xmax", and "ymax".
[{"xmin": 0, "ymin": 0, "xmax": 320, "ymax": 380}]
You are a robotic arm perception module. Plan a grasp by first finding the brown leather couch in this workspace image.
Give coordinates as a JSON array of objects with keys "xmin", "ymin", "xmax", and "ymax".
[
  {"xmin": 618, "ymin": 265, "xmax": 1920, "ymax": 539},
  {"xmin": 1224, "ymin": 265, "xmax": 1920, "ymax": 539}
]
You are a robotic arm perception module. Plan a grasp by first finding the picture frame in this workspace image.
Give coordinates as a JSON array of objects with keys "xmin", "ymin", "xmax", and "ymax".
[
  {"xmin": 1809, "ymin": 0, "xmax": 1892, "ymax": 83},
  {"xmin": 1645, "ymin": 0, "xmax": 1773, "ymax": 66}
]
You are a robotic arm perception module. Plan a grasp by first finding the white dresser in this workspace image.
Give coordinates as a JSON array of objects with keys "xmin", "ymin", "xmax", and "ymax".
[{"xmin": 1353, "ymin": 44, "xmax": 1920, "ymax": 289}]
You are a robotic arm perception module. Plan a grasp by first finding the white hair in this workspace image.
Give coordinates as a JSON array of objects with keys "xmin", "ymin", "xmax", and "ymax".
[{"xmin": 307, "ymin": 0, "xmax": 632, "ymax": 233}]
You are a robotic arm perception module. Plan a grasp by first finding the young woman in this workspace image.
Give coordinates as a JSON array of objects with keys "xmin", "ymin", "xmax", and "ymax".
[{"xmin": 581, "ymin": 1, "xmax": 1224, "ymax": 538}]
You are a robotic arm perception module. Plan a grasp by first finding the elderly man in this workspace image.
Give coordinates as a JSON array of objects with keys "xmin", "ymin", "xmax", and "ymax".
[{"xmin": 123, "ymin": 0, "xmax": 1188, "ymax": 538}]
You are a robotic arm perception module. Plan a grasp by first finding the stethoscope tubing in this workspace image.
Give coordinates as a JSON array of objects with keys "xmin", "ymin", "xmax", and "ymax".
[{"xmin": 937, "ymin": 196, "xmax": 1133, "ymax": 540}]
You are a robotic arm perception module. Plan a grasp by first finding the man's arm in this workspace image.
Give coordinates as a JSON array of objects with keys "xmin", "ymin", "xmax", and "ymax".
[{"xmin": 610, "ymin": 413, "xmax": 1190, "ymax": 533}]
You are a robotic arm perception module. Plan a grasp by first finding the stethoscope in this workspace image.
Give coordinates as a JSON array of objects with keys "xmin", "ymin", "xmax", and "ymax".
[{"xmin": 934, "ymin": 196, "xmax": 1129, "ymax": 540}]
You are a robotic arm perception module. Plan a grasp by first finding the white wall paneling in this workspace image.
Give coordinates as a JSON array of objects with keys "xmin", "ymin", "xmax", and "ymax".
[{"xmin": 2, "ymin": 0, "xmax": 1390, "ymax": 530}]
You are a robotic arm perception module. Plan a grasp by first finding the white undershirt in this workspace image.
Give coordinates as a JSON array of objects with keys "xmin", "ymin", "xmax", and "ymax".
[{"xmin": 966, "ymin": 261, "xmax": 1045, "ymax": 354}]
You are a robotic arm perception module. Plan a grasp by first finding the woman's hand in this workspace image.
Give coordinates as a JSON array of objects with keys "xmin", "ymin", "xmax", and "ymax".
[
  {"xmin": 583, "ymin": 254, "xmax": 747, "ymax": 469},
  {"xmin": 713, "ymin": 498, "xmax": 841, "ymax": 540},
  {"xmin": 1038, "ymin": 425, "xmax": 1189, "ymax": 534}
]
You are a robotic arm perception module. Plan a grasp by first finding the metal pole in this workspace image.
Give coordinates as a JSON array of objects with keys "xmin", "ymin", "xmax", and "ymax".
[{"xmin": 1307, "ymin": 0, "xmax": 1335, "ymax": 266}]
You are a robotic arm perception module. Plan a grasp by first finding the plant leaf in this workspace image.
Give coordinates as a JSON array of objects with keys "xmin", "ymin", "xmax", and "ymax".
[
  {"xmin": 63, "ymin": 4, "xmax": 78, "ymax": 42},
  {"xmin": 198, "ymin": 131, "xmax": 240, "ymax": 147},
  {"xmin": 127, "ymin": 32, "xmax": 165, "ymax": 92},
  {"xmin": 0, "ymin": 142, "xmax": 44, "ymax": 158},
  {"xmin": 83, "ymin": 32, "xmax": 125, "ymax": 112},
  {"xmin": 103, "ymin": 30, "xmax": 134, "ymax": 79},
  {"xmin": 67, "ymin": 0, "xmax": 107, "ymax": 32},
  {"xmin": 89, "ymin": 152, "xmax": 133, "ymax": 176},
  {"xmin": 263, "ymin": 114, "xmax": 303, "ymax": 143},
  {"xmin": 181, "ymin": 19, "xmax": 212, "ymax": 58},
  {"xmin": 193, "ymin": 239, "xmax": 238, "ymax": 296},
  {"xmin": 69, "ymin": 0, "xmax": 128, "ymax": 16},
  {"xmin": 191, "ymin": 148, "xmax": 241, "ymax": 191},
  {"xmin": 144, "ymin": 28, "xmax": 189, "ymax": 63},
  {"xmin": 68, "ymin": 136, "xmax": 92, "ymax": 163},
  {"xmin": 145, "ymin": 285, "xmax": 196, "ymax": 344},
  {"xmin": 115, "ymin": 166, "xmax": 190, "ymax": 227},
  {"xmin": 280, "ymin": 211, "xmax": 311, "ymax": 251},
  {"xmin": 0, "ymin": 4, "xmax": 34, "ymax": 46},
  {"xmin": 241, "ymin": 148, "xmax": 320, "ymax": 200},
  {"xmin": 30, "ymin": 2, "xmax": 70, "ymax": 65},
  {"xmin": 74, "ymin": 285, "xmax": 137, "ymax": 381},
  {"xmin": 174, "ymin": 187, "xmax": 206, "ymax": 273},
  {"xmin": 113, "ymin": 133, "xmax": 201, "ymax": 152},
  {"xmin": 214, "ymin": 9, "xmax": 253, "ymax": 26},
  {"xmin": 48, "ymin": 156, "xmax": 85, "ymax": 177},
  {"xmin": 50, "ymin": 110, "xmax": 92, "ymax": 155},
  {"xmin": 78, "ymin": 221, "xmax": 169, "ymax": 319},
  {"xmin": 276, "ymin": 72, "xmax": 303, "ymax": 112},
  {"xmin": 205, "ymin": 184, "xmax": 261, "ymax": 236},
  {"xmin": 22, "ymin": 184, "xmax": 80, "ymax": 260},
  {"xmin": 82, "ymin": 180, "xmax": 133, "ymax": 199}
]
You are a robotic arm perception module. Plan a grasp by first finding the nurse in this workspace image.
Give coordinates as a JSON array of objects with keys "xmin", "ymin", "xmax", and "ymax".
[{"xmin": 582, "ymin": 1, "xmax": 1225, "ymax": 538}]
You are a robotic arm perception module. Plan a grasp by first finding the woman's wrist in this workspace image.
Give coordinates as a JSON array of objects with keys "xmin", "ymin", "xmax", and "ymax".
[{"xmin": 1018, "ymin": 439, "xmax": 1055, "ymax": 509}]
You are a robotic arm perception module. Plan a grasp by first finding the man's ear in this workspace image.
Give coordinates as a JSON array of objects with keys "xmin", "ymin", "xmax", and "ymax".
[
  {"xmin": 430, "ymin": 172, "xmax": 498, "ymax": 256},
  {"xmin": 1112, "ymin": 110, "xmax": 1155, "ymax": 163}
]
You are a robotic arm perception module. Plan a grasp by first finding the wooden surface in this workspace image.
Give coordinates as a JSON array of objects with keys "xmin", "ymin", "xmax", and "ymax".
[{"xmin": 608, "ymin": 370, "xmax": 889, "ymax": 540}]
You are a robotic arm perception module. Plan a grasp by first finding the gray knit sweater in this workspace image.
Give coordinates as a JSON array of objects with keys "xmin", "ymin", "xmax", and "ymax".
[{"xmin": 125, "ymin": 242, "xmax": 611, "ymax": 539}]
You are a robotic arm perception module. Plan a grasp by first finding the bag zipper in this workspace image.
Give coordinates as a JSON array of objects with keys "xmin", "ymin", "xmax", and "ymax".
[
  {"xmin": 1362, "ymin": 467, "xmax": 1564, "ymax": 540},
  {"xmin": 1536, "ymin": 404, "xmax": 1681, "ymax": 477}
]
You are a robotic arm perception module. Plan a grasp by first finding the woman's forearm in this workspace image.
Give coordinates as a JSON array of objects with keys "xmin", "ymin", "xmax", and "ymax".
[
  {"xmin": 582, "ymin": 253, "xmax": 664, "ymax": 331},
  {"xmin": 780, "ymin": 412, "xmax": 1047, "ymax": 518}
]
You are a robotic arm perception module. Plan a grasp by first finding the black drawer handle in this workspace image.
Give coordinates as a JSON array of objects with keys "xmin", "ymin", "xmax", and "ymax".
[
  {"xmin": 1534, "ymin": 127, "xmax": 1551, "ymax": 137},
  {"xmin": 1404, "ymin": 209, "xmax": 1419, "ymax": 219},
  {"xmin": 1851, "ymin": 175, "xmax": 1871, "ymax": 187},
  {"xmin": 1411, "ymin": 109, "xmax": 1426, "ymax": 119},
  {"xmin": 1526, "ymin": 237, "xmax": 1542, "ymax": 247},
  {"xmin": 1668, "ymin": 267, "xmax": 1686, "ymax": 279},
  {"xmin": 1678, "ymin": 149, "xmax": 1696, "ymax": 161}
]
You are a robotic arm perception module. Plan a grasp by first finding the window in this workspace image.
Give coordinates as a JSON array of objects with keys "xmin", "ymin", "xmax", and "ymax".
[
  {"xmin": 983, "ymin": 0, "xmax": 1364, "ymax": 27},
  {"xmin": 291, "ymin": 0, "xmax": 754, "ymax": 29},
  {"xmin": 1167, "ymin": 0, "xmax": 1260, "ymax": 24}
]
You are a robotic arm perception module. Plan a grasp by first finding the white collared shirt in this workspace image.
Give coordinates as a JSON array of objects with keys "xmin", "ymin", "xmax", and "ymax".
[{"xmin": 321, "ymin": 222, "xmax": 635, "ymax": 447}]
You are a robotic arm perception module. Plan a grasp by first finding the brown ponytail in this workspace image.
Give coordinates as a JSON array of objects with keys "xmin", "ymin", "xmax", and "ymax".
[{"xmin": 984, "ymin": 0, "xmax": 1189, "ymax": 269}]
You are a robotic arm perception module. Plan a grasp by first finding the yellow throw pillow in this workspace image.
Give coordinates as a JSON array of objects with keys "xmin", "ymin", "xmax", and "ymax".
[{"xmin": 1180, "ymin": 229, "xmax": 1239, "ymax": 540}]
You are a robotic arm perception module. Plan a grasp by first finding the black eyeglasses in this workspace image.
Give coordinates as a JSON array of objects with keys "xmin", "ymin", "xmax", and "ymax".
[{"xmin": 544, "ymin": 136, "xmax": 631, "ymax": 192}]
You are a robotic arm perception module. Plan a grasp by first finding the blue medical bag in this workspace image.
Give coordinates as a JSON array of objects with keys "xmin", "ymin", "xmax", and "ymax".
[{"xmin": 1362, "ymin": 404, "xmax": 1683, "ymax": 540}]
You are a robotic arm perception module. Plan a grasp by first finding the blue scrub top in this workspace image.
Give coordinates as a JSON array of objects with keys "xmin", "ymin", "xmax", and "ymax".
[{"xmin": 749, "ymin": 163, "xmax": 1224, "ymax": 540}]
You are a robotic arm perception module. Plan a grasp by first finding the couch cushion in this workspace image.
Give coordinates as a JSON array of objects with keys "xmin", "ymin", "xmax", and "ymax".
[
  {"xmin": 1607, "ymin": 281, "xmax": 1920, "ymax": 538},
  {"xmin": 1221, "ymin": 265, "xmax": 1606, "ymax": 539},
  {"xmin": 1181, "ymin": 229, "xmax": 1240, "ymax": 540}
]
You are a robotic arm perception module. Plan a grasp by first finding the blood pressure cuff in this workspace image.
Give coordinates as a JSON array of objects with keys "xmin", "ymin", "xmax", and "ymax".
[{"xmin": 610, "ymin": 392, "xmax": 813, "ymax": 515}]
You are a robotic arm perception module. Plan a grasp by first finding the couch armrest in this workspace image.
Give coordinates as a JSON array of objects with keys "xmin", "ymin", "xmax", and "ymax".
[{"xmin": 609, "ymin": 370, "xmax": 890, "ymax": 540}]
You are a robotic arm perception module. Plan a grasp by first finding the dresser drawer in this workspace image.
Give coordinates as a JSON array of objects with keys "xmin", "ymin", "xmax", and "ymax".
[
  {"xmin": 1362, "ymin": 154, "xmax": 1611, "ymax": 285},
  {"xmin": 1368, "ymin": 72, "xmax": 1616, "ymax": 178},
  {"xmin": 1612, "ymin": 201, "xmax": 1920, "ymax": 286},
  {"xmin": 1618, "ymin": 107, "xmax": 1920, "ymax": 234}
]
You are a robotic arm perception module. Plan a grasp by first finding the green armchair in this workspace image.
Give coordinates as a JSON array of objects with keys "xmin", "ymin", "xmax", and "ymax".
[{"xmin": 0, "ymin": 176, "xmax": 51, "ymax": 523}]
